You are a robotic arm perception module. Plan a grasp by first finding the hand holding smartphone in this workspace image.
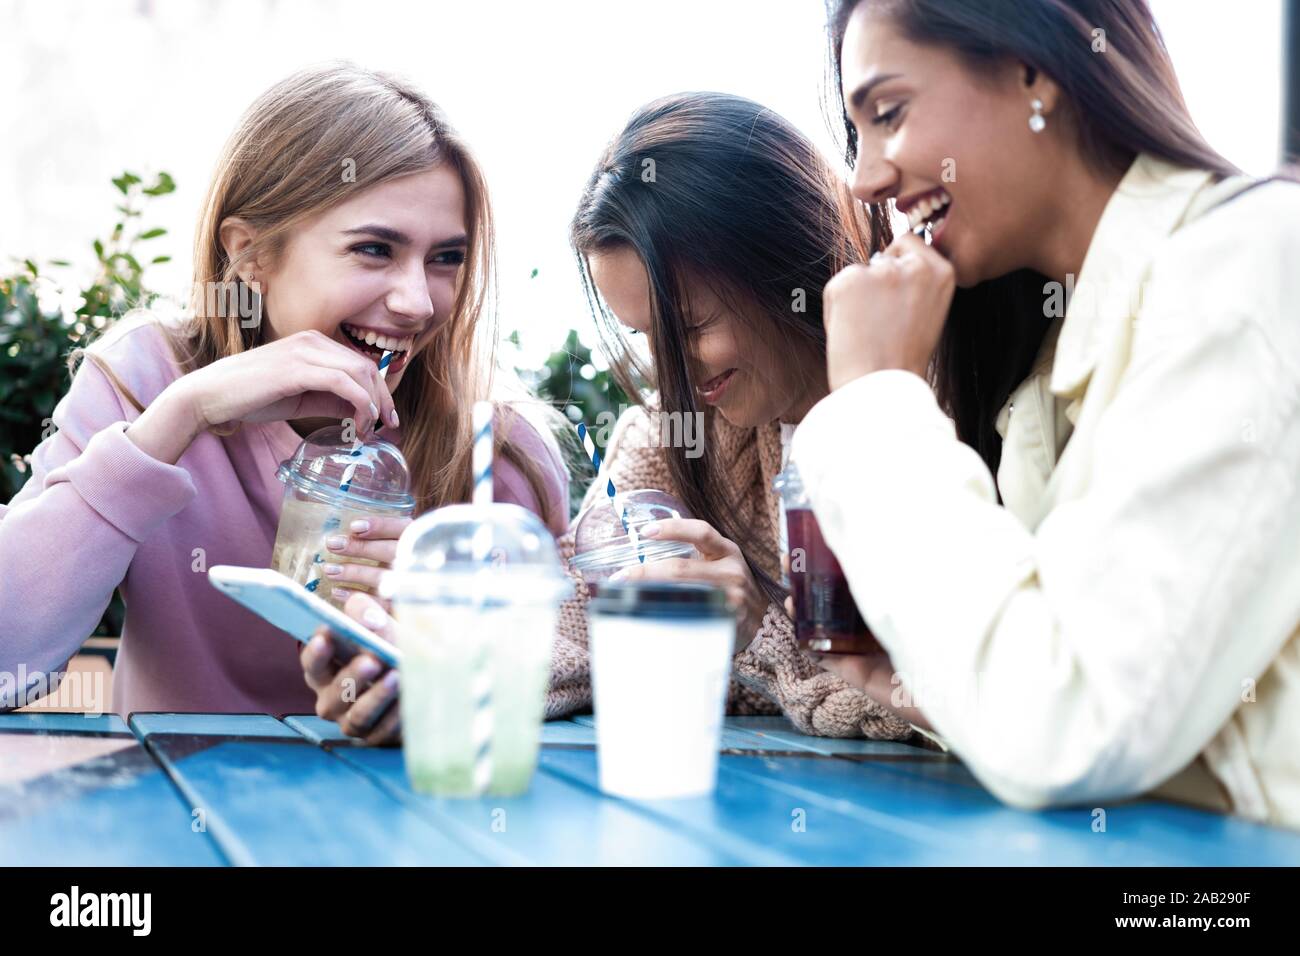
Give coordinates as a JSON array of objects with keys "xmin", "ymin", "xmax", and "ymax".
[{"xmin": 207, "ymin": 565, "xmax": 401, "ymax": 667}]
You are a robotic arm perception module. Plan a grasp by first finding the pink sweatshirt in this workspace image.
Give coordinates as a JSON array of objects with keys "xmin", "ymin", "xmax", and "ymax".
[{"xmin": 0, "ymin": 314, "xmax": 570, "ymax": 716}]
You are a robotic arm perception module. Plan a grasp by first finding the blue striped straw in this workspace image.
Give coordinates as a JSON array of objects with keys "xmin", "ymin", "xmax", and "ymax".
[
  {"xmin": 576, "ymin": 422, "xmax": 615, "ymax": 500},
  {"xmin": 472, "ymin": 400, "xmax": 493, "ymax": 508},
  {"xmin": 304, "ymin": 350, "xmax": 393, "ymax": 592},
  {"xmin": 340, "ymin": 349, "xmax": 395, "ymax": 492},
  {"xmin": 574, "ymin": 422, "xmax": 642, "ymax": 563},
  {"xmin": 469, "ymin": 399, "xmax": 495, "ymax": 794}
]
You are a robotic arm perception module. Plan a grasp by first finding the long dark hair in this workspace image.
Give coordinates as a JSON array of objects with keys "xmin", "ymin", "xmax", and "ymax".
[
  {"xmin": 571, "ymin": 91, "xmax": 892, "ymax": 605},
  {"xmin": 827, "ymin": 0, "xmax": 1241, "ymax": 473}
]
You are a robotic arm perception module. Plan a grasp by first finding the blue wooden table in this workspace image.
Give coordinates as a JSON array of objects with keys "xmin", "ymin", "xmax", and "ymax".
[{"xmin": 2, "ymin": 712, "xmax": 1297, "ymax": 866}]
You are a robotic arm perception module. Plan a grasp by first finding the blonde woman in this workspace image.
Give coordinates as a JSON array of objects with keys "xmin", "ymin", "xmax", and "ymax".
[{"xmin": 0, "ymin": 64, "xmax": 568, "ymax": 742}]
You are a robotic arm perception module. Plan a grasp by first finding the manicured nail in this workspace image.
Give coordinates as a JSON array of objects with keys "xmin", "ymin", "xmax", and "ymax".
[
  {"xmin": 358, "ymin": 657, "xmax": 381, "ymax": 679},
  {"xmin": 349, "ymin": 519, "xmax": 370, "ymax": 534},
  {"xmin": 639, "ymin": 522, "xmax": 660, "ymax": 537},
  {"xmin": 323, "ymin": 563, "xmax": 343, "ymax": 576},
  {"xmin": 389, "ymin": 408, "xmax": 400, "ymax": 428},
  {"xmin": 326, "ymin": 535, "xmax": 347, "ymax": 551},
  {"xmin": 368, "ymin": 401, "xmax": 379, "ymax": 421},
  {"xmin": 363, "ymin": 606, "xmax": 388, "ymax": 630},
  {"xmin": 383, "ymin": 670, "xmax": 400, "ymax": 691}
]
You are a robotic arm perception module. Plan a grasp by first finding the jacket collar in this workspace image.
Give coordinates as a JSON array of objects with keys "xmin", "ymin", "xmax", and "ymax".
[{"xmin": 1049, "ymin": 154, "xmax": 1219, "ymax": 398}]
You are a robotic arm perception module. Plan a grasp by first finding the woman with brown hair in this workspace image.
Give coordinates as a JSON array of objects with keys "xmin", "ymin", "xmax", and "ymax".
[
  {"xmin": 0, "ymin": 63, "xmax": 568, "ymax": 743},
  {"xmin": 796, "ymin": 0, "xmax": 1300, "ymax": 825},
  {"xmin": 552, "ymin": 91, "xmax": 915, "ymax": 738}
]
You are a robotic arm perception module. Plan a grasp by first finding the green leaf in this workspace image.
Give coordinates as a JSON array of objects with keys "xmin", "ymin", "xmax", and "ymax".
[
  {"xmin": 139, "ymin": 228, "xmax": 166, "ymax": 240},
  {"xmin": 150, "ymin": 255, "xmax": 172, "ymax": 264},
  {"xmin": 23, "ymin": 260, "xmax": 38, "ymax": 277},
  {"xmin": 111, "ymin": 171, "xmax": 142, "ymax": 195},
  {"xmin": 92, "ymin": 239, "xmax": 104, "ymax": 259},
  {"xmin": 48, "ymin": 259, "xmax": 71, "ymax": 267},
  {"xmin": 142, "ymin": 171, "xmax": 176, "ymax": 196}
]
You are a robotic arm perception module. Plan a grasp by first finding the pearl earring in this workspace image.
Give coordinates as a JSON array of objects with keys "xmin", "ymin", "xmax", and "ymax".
[{"xmin": 1029, "ymin": 99, "xmax": 1046, "ymax": 133}]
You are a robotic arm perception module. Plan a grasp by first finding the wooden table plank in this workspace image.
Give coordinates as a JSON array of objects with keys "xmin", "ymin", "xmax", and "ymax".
[
  {"xmin": 279, "ymin": 719, "xmax": 743, "ymax": 865},
  {"xmin": 724, "ymin": 748, "xmax": 1300, "ymax": 865},
  {"xmin": 573, "ymin": 712, "xmax": 836, "ymax": 753},
  {"xmin": 283, "ymin": 715, "xmax": 598, "ymax": 748},
  {"xmin": 0, "ymin": 713, "xmax": 224, "ymax": 865},
  {"xmin": 129, "ymin": 713, "xmax": 487, "ymax": 866},
  {"xmin": 536, "ymin": 746, "xmax": 982, "ymax": 865}
]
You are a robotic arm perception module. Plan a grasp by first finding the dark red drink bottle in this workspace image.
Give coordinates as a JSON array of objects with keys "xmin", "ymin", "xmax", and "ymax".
[{"xmin": 774, "ymin": 464, "xmax": 881, "ymax": 655}]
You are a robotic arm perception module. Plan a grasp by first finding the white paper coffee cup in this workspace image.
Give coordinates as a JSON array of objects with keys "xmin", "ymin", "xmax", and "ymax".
[{"xmin": 589, "ymin": 582, "xmax": 735, "ymax": 799}]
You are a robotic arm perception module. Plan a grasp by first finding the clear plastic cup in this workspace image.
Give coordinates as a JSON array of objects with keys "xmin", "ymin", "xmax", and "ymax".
[
  {"xmin": 568, "ymin": 489, "xmax": 698, "ymax": 596},
  {"xmin": 589, "ymin": 581, "xmax": 735, "ymax": 798},
  {"xmin": 272, "ymin": 425, "xmax": 416, "ymax": 605},
  {"xmin": 380, "ymin": 503, "xmax": 573, "ymax": 797},
  {"xmin": 773, "ymin": 462, "xmax": 881, "ymax": 655}
]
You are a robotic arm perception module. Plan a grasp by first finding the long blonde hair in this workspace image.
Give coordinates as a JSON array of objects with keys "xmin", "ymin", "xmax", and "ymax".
[{"xmin": 74, "ymin": 62, "xmax": 558, "ymax": 523}]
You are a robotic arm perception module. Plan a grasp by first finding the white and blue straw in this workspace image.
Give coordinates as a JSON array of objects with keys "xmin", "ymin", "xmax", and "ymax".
[
  {"xmin": 304, "ymin": 350, "xmax": 393, "ymax": 592},
  {"xmin": 469, "ymin": 399, "xmax": 495, "ymax": 794},
  {"xmin": 575, "ymin": 422, "xmax": 642, "ymax": 564}
]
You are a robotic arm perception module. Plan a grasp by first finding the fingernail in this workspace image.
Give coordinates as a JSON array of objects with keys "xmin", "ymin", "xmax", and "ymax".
[
  {"xmin": 358, "ymin": 657, "xmax": 381, "ymax": 679},
  {"xmin": 363, "ymin": 606, "xmax": 388, "ymax": 630},
  {"xmin": 639, "ymin": 522, "xmax": 660, "ymax": 537},
  {"xmin": 323, "ymin": 563, "xmax": 343, "ymax": 576},
  {"xmin": 383, "ymin": 670, "xmax": 400, "ymax": 691},
  {"xmin": 350, "ymin": 519, "xmax": 370, "ymax": 534},
  {"xmin": 389, "ymin": 408, "xmax": 400, "ymax": 428},
  {"xmin": 309, "ymin": 634, "xmax": 328, "ymax": 654},
  {"xmin": 325, "ymin": 535, "xmax": 347, "ymax": 551},
  {"xmin": 368, "ymin": 401, "xmax": 379, "ymax": 421}
]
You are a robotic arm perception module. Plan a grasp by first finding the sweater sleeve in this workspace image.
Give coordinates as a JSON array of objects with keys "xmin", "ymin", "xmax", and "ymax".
[
  {"xmin": 0, "ymin": 339, "xmax": 196, "ymax": 707},
  {"xmin": 733, "ymin": 605, "xmax": 914, "ymax": 740}
]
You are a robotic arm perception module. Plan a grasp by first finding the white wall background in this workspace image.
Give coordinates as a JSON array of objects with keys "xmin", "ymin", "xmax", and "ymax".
[{"xmin": 0, "ymin": 0, "xmax": 1285, "ymax": 369}]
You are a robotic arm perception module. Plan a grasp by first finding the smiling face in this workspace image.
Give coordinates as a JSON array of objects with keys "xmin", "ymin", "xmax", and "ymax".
[
  {"xmin": 587, "ymin": 246, "xmax": 826, "ymax": 429},
  {"xmin": 839, "ymin": 4, "xmax": 1066, "ymax": 286},
  {"xmin": 252, "ymin": 164, "xmax": 468, "ymax": 393}
]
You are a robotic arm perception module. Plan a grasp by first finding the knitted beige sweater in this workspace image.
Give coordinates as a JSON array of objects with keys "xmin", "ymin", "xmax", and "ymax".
[{"xmin": 547, "ymin": 405, "xmax": 914, "ymax": 741}]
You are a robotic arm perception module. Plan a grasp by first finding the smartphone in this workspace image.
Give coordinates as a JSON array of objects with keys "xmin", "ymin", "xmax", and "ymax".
[{"xmin": 207, "ymin": 565, "xmax": 401, "ymax": 668}]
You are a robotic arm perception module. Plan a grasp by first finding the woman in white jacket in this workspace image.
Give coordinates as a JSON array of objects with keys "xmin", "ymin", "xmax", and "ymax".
[{"xmin": 799, "ymin": 0, "xmax": 1300, "ymax": 828}]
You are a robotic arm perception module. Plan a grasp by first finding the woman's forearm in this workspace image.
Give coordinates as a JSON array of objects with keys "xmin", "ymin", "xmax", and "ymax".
[{"xmin": 125, "ymin": 380, "xmax": 204, "ymax": 465}]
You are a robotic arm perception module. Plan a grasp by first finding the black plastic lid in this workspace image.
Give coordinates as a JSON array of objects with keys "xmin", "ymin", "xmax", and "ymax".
[{"xmin": 589, "ymin": 581, "xmax": 733, "ymax": 620}]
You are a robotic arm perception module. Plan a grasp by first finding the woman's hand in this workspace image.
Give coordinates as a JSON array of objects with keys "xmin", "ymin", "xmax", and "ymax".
[
  {"xmin": 822, "ymin": 232, "xmax": 956, "ymax": 390},
  {"xmin": 608, "ymin": 518, "xmax": 769, "ymax": 643},
  {"xmin": 320, "ymin": 514, "xmax": 413, "ymax": 608},
  {"xmin": 175, "ymin": 329, "xmax": 399, "ymax": 437},
  {"xmin": 301, "ymin": 592, "xmax": 402, "ymax": 745},
  {"xmin": 126, "ymin": 329, "xmax": 396, "ymax": 468}
]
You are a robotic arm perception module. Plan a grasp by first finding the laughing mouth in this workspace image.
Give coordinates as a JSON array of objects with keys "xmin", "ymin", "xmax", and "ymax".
[
  {"xmin": 696, "ymin": 368, "xmax": 736, "ymax": 400},
  {"xmin": 904, "ymin": 188, "xmax": 952, "ymax": 234},
  {"xmin": 340, "ymin": 322, "xmax": 416, "ymax": 370}
]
